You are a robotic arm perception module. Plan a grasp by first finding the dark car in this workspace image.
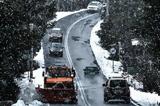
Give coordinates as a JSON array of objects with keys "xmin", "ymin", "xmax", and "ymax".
[
  {"xmin": 49, "ymin": 28, "xmax": 63, "ymax": 43},
  {"xmin": 49, "ymin": 43, "xmax": 63, "ymax": 57},
  {"xmin": 83, "ymin": 66, "xmax": 100, "ymax": 75},
  {"xmin": 103, "ymin": 77, "xmax": 130, "ymax": 103}
]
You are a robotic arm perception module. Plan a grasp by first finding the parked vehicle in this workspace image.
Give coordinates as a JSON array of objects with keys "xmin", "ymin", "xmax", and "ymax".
[
  {"xmin": 83, "ymin": 66, "xmax": 100, "ymax": 76},
  {"xmin": 49, "ymin": 28, "xmax": 63, "ymax": 43},
  {"xmin": 103, "ymin": 77, "xmax": 130, "ymax": 103},
  {"xmin": 87, "ymin": 1, "xmax": 103, "ymax": 13},
  {"xmin": 49, "ymin": 43, "xmax": 63, "ymax": 57},
  {"xmin": 36, "ymin": 65, "xmax": 77, "ymax": 103}
]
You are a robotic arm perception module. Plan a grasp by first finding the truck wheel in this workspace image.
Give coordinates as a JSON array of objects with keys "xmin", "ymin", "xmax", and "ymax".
[
  {"xmin": 126, "ymin": 98, "xmax": 130, "ymax": 104},
  {"xmin": 71, "ymin": 98, "xmax": 78, "ymax": 104},
  {"xmin": 104, "ymin": 97, "xmax": 108, "ymax": 103},
  {"xmin": 60, "ymin": 53, "xmax": 63, "ymax": 57}
]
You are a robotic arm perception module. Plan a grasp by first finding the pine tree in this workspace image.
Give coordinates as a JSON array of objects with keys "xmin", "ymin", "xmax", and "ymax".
[
  {"xmin": 138, "ymin": 0, "xmax": 160, "ymax": 94},
  {"xmin": 97, "ymin": 0, "xmax": 145, "ymax": 61},
  {"xmin": 0, "ymin": 0, "xmax": 56, "ymax": 101}
]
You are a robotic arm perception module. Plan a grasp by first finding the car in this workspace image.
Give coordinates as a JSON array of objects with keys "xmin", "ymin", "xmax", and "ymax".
[
  {"xmin": 103, "ymin": 77, "xmax": 130, "ymax": 103},
  {"xmin": 83, "ymin": 66, "xmax": 100, "ymax": 75},
  {"xmin": 49, "ymin": 28, "xmax": 63, "ymax": 43},
  {"xmin": 49, "ymin": 43, "xmax": 63, "ymax": 57},
  {"xmin": 87, "ymin": 1, "xmax": 103, "ymax": 13}
]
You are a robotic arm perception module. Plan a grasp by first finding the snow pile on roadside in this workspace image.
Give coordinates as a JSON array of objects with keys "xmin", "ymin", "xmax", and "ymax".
[
  {"xmin": 13, "ymin": 45, "xmax": 44, "ymax": 106},
  {"xmin": 14, "ymin": 78, "xmax": 39, "ymax": 105},
  {"xmin": 33, "ymin": 46, "xmax": 44, "ymax": 68},
  {"xmin": 90, "ymin": 20, "xmax": 122, "ymax": 79},
  {"xmin": 12, "ymin": 100, "xmax": 43, "ymax": 106},
  {"xmin": 90, "ymin": 20, "xmax": 160, "ymax": 106},
  {"xmin": 130, "ymin": 87, "xmax": 160, "ymax": 106},
  {"xmin": 49, "ymin": 9, "xmax": 87, "ymax": 23},
  {"xmin": 33, "ymin": 44, "xmax": 45, "ymax": 88},
  {"xmin": 12, "ymin": 100, "xmax": 25, "ymax": 106}
]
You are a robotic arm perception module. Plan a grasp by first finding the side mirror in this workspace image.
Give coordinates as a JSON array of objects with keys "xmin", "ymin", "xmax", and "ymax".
[
  {"xmin": 42, "ymin": 71, "xmax": 45, "ymax": 77},
  {"xmin": 128, "ymin": 83, "xmax": 131, "ymax": 86},
  {"xmin": 102, "ymin": 84, "xmax": 106, "ymax": 87}
]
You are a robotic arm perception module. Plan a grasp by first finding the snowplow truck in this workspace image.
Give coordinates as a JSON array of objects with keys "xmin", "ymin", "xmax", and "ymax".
[{"xmin": 36, "ymin": 65, "xmax": 77, "ymax": 104}]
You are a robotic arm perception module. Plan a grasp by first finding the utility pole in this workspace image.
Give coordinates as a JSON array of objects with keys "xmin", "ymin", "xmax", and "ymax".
[
  {"xmin": 148, "ymin": 60, "xmax": 152, "ymax": 71},
  {"xmin": 110, "ymin": 47, "xmax": 116, "ymax": 72},
  {"xmin": 106, "ymin": 0, "xmax": 109, "ymax": 16},
  {"xmin": 30, "ymin": 47, "xmax": 33, "ymax": 79},
  {"xmin": 29, "ymin": 23, "xmax": 34, "ymax": 79},
  {"xmin": 112, "ymin": 60, "xmax": 114, "ymax": 72}
]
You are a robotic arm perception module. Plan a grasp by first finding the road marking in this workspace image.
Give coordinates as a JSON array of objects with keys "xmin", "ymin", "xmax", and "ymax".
[{"xmin": 65, "ymin": 14, "xmax": 97, "ymax": 106}]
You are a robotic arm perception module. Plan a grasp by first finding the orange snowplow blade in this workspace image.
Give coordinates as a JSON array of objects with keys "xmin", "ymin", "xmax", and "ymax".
[
  {"xmin": 36, "ymin": 88, "xmax": 77, "ymax": 103},
  {"xmin": 46, "ymin": 77, "xmax": 73, "ymax": 83}
]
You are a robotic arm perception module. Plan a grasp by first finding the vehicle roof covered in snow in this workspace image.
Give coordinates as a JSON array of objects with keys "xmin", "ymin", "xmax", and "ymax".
[{"xmin": 52, "ymin": 28, "xmax": 61, "ymax": 31}]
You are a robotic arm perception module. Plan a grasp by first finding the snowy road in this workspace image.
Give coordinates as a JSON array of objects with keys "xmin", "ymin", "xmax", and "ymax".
[
  {"xmin": 42, "ymin": 11, "xmax": 135, "ymax": 106},
  {"xmin": 67, "ymin": 13, "xmax": 134, "ymax": 106}
]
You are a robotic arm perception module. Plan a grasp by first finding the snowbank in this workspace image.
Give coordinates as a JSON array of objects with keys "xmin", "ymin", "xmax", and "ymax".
[
  {"xmin": 48, "ymin": 9, "xmax": 87, "ymax": 23},
  {"xmin": 12, "ymin": 100, "xmax": 25, "ymax": 106},
  {"xmin": 90, "ymin": 20, "xmax": 122, "ymax": 79},
  {"xmin": 130, "ymin": 87, "xmax": 160, "ymax": 106},
  {"xmin": 33, "ymin": 44, "xmax": 45, "ymax": 88},
  {"xmin": 90, "ymin": 20, "xmax": 160, "ymax": 106},
  {"xmin": 12, "ymin": 100, "xmax": 43, "ymax": 106}
]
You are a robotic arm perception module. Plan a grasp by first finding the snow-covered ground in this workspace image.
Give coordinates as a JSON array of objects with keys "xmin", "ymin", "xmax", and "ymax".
[
  {"xmin": 48, "ymin": 9, "xmax": 87, "ymax": 24},
  {"xmin": 90, "ymin": 20, "xmax": 160, "ymax": 106}
]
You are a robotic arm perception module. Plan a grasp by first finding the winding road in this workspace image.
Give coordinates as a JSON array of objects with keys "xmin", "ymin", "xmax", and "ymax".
[{"xmin": 42, "ymin": 10, "xmax": 135, "ymax": 106}]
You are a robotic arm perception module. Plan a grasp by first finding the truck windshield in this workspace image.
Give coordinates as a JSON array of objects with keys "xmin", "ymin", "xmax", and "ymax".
[
  {"xmin": 48, "ymin": 68, "xmax": 72, "ymax": 77},
  {"xmin": 110, "ymin": 80, "xmax": 127, "ymax": 87}
]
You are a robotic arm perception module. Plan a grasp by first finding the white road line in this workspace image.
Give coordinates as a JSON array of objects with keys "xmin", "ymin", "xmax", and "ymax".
[{"xmin": 65, "ymin": 14, "xmax": 96, "ymax": 106}]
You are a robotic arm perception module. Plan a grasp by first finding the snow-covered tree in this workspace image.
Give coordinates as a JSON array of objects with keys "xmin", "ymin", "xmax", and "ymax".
[
  {"xmin": 55, "ymin": 0, "xmax": 93, "ymax": 11},
  {"xmin": 97, "ymin": 0, "xmax": 145, "ymax": 60},
  {"xmin": 137, "ymin": 0, "xmax": 160, "ymax": 94},
  {"xmin": 97, "ymin": 0, "xmax": 160, "ymax": 94},
  {"xmin": 0, "ymin": 0, "xmax": 56, "ymax": 101}
]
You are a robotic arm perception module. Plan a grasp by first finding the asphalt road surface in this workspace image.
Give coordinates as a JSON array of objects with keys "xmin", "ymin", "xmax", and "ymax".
[{"xmin": 42, "ymin": 11, "xmax": 135, "ymax": 106}]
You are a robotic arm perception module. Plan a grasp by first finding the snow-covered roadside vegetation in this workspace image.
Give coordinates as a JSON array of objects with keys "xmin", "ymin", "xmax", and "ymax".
[
  {"xmin": 90, "ymin": 20, "xmax": 160, "ymax": 106},
  {"xmin": 12, "ymin": 45, "xmax": 45, "ymax": 106}
]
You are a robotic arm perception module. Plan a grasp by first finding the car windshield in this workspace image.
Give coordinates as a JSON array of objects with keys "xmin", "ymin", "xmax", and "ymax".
[
  {"xmin": 49, "ymin": 29, "xmax": 61, "ymax": 35},
  {"xmin": 86, "ymin": 67, "xmax": 97, "ymax": 70},
  {"xmin": 110, "ymin": 80, "xmax": 127, "ymax": 87},
  {"xmin": 52, "ymin": 44, "xmax": 62, "ymax": 48},
  {"xmin": 89, "ymin": 2, "xmax": 98, "ymax": 6},
  {"xmin": 53, "ymin": 30, "xmax": 60, "ymax": 34}
]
